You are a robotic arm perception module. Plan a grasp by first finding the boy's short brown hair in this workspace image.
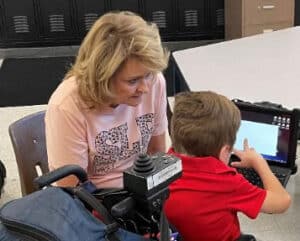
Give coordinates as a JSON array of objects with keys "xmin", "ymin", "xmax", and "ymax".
[{"xmin": 171, "ymin": 91, "xmax": 241, "ymax": 158}]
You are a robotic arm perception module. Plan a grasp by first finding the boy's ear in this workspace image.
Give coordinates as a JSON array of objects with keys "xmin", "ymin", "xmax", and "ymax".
[{"xmin": 219, "ymin": 144, "xmax": 232, "ymax": 164}]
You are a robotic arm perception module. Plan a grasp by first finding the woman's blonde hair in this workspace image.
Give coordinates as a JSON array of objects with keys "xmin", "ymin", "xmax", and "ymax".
[
  {"xmin": 66, "ymin": 11, "xmax": 169, "ymax": 106},
  {"xmin": 171, "ymin": 91, "xmax": 241, "ymax": 158}
]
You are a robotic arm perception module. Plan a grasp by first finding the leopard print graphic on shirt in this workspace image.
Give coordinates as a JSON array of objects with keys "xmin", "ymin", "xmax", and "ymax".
[{"xmin": 93, "ymin": 113, "xmax": 154, "ymax": 175}]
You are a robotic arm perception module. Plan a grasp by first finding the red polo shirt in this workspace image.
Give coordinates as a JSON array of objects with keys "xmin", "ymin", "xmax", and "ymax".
[{"xmin": 164, "ymin": 149, "xmax": 266, "ymax": 241}]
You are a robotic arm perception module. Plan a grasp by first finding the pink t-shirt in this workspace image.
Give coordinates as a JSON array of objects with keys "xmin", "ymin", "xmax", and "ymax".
[{"xmin": 45, "ymin": 73, "xmax": 168, "ymax": 188}]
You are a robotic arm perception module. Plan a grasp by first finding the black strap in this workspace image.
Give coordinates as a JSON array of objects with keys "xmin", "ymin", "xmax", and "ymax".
[
  {"xmin": 159, "ymin": 210, "xmax": 170, "ymax": 241},
  {"xmin": 71, "ymin": 187, "xmax": 120, "ymax": 241}
]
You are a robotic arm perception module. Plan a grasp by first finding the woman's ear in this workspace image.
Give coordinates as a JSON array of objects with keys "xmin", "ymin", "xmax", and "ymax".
[{"xmin": 219, "ymin": 145, "xmax": 232, "ymax": 164}]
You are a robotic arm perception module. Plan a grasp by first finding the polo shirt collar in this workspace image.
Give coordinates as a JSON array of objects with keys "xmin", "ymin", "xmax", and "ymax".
[{"xmin": 168, "ymin": 148, "xmax": 237, "ymax": 174}]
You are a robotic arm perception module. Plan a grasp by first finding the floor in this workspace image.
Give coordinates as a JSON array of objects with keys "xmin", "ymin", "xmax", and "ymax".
[{"xmin": 0, "ymin": 41, "xmax": 299, "ymax": 240}]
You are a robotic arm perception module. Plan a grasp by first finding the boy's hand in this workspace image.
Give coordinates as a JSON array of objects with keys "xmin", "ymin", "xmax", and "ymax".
[
  {"xmin": 231, "ymin": 139, "xmax": 291, "ymax": 214},
  {"xmin": 230, "ymin": 138, "xmax": 267, "ymax": 169}
]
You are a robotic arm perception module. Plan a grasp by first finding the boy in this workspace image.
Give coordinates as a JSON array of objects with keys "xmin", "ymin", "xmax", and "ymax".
[{"xmin": 164, "ymin": 91, "xmax": 291, "ymax": 241}]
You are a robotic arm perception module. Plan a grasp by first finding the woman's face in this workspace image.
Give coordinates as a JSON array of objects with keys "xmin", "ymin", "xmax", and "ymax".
[{"xmin": 110, "ymin": 57, "xmax": 154, "ymax": 107}]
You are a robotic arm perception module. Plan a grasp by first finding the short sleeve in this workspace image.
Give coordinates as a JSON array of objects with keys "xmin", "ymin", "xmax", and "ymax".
[
  {"xmin": 152, "ymin": 72, "xmax": 168, "ymax": 136},
  {"xmin": 228, "ymin": 174, "xmax": 267, "ymax": 219},
  {"xmin": 45, "ymin": 105, "xmax": 89, "ymax": 171}
]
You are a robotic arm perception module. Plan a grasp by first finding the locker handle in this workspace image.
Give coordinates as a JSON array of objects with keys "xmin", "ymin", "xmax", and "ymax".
[
  {"xmin": 263, "ymin": 29, "xmax": 274, "ymax": 33},
  {"xmin": 262, "ymin": 5, "xmax": 275, "ymax": 10}
]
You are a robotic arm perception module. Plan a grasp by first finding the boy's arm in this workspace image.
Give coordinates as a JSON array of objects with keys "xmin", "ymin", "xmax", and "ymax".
[
  {"xmin": 250, "ymin": 156, "xmax": 291, "ymax": 213},
  {"xmin": 232, "ymin": 139, "xmax": 291, "ymax": 214}
]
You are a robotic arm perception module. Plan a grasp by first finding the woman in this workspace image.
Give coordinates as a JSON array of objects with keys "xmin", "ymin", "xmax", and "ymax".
[{"xmin": 45, "ymin": 11, "xmax": 170, "ymax": 188}]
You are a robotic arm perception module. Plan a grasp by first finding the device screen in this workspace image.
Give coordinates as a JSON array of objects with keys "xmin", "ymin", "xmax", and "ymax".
[{"xmin": 234, "ymin": 110, "xmax": 290, "ymax": 164}]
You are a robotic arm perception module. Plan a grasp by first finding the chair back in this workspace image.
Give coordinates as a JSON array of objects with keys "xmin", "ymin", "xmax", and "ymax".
[{"xmin": 9, "ymin": 111, "xmax": 48, "ymax": 196}]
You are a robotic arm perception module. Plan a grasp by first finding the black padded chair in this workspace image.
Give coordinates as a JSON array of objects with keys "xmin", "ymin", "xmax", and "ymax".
[{"xmin": 0, "ymin": 159, "xmax": 6, "ymax": 196}]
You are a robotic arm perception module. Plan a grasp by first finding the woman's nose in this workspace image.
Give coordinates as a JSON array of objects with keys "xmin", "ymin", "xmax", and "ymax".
[{"xmin": 137, "ymin": 79, "xmax": 149, "ymax": 93}]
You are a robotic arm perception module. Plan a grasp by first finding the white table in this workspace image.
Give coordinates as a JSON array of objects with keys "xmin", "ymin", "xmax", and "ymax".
[{"xmin": 172, "ymin": 27, "xmax": 300, "ymax": 109}]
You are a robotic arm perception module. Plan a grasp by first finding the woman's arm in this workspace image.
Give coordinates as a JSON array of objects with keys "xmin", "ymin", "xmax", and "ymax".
[
  {"xmin": 45, "ymin": 105, "xmax": 89, "ymax": 187},
  {"xmin": 147, "ymin": 73, "xmax": 168, "ymax": 155},
  {"xmin": 147, "ymin": 132, "xmax": 167, "ymax": 154}
]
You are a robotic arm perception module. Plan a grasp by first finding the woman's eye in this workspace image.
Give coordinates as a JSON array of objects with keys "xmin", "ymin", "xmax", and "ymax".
[{"xmin": 128, "ymin": 79, "xmax": 138, "ymax": 85}]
